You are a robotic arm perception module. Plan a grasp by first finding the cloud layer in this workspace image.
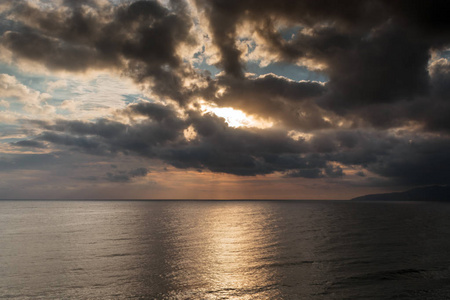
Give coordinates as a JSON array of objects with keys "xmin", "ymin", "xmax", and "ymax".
[{"xmin": 1, "ymin": 0, "xmax": 450, "ymax": 198}]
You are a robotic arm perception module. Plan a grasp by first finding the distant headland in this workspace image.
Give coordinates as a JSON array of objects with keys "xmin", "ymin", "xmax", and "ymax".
[{"xmin": 351, "ymin": 185, "xmax": 450, "ymax": 201}]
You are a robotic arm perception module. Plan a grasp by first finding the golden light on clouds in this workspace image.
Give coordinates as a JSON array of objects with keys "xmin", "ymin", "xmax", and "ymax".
[
  {"xmin": 2, "ymin": 0, "xmax": 449, "ymax": 200},
  {"xmin": 201, "ymin": 104, "xmax": 273, "ymax": 129},
  {"xmin": 288, "ymin": 130, "xmax": 313, "ymax": 141},
  {"xmin": 183, "ymin": 125, "xmax": 198, "ymax": 141}
]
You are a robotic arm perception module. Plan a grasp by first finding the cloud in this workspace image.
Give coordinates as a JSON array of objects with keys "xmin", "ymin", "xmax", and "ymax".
[
  {"xmin": 46, "ymin": 79, "xmax": 67, "ymax": 92},
  {"xmin": 365, "ymin": 136, "xmax": 450, "ymax": 185},
  {"xmin": 24, "ymin": 103, "xmax": 314, "ymax": 176},
  {"xmin": 59, "ymin": 100, "xmax": 77, "ymax": 112},
  {"xmin": 194, "ymin": 0, "xmax": 450, "ymax": 131},
  {"xmin": 10, "ymin": 140, "xmax": 46, "ymax": 148},
  {"xmin": 1, "ymin": 0, "xmax": 197, "ymax": 103},
  {"xmin": 0, "ymin": 73, "xmax": 40, "ymax": 103},
  {"xmin": 0, "ymin": 87, "xmax": 440, "ymax": 188},
  {"xmin": 210, "ymin": 74, "xmax": 330, "ymax": 130},
  {"xmin": 284, "ymin": 168, "xmax": 325, "ymax": 179},
  {"xmin": 4, "ymin": 0, "xmax": 447, "ymax": 130},
  {"xmin": 0, "ymin": 73, "xmax": 57, "ymax": 118},
  {"xmin": 2, "ymin": 0, "xmax": 450, "ymax": 196},
  {"xmin": 105, "ymin": 167, "xmax": 149, "ymax": 182},
  {"xmin": 0, "ymin": 99, "xmax": 9, "ymax": 108},
  {"xmin": 20, "ymin": 101, "xmax": 449, "ymax": 186}
]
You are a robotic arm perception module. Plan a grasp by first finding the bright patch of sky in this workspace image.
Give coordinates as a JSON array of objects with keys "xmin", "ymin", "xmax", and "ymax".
[
  {"xmin": 191, "ymin": 45, "xmax": 328, "ymax": 82},
  {"xmin": 242, "ymin": 26, "xmax": 328, "ymax": 82},
  {"xmin": 191, "ymin": 47, "xmax": 221, "ymax": 77},
  {"xmin": 436, "ymin": 48, "xmax": 450, "ymax": 59},
  {"xmin": 0, "ymin": 62, "xmax": 148, "ymax": 121},
  {"xmin": 246, "ymin": 61, "xmax": 328, "ymax": 82},
  {"xmin": 0, "ymin": 63, "xmax": 57, "ymax": 93},
  {"xmin": 50, "ymin": 75, "xmax": 145, "ymax": 118},
  {"xmin": 201, "ymin": 104, "xmax": 273, "ymax": 129},
  {"xmin": 278, "ymin": 25, "xmax": 303, "ymax": 41}
]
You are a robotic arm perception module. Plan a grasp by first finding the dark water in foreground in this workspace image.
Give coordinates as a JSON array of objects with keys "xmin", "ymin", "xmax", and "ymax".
[{"xmin": 2, "ymin": 200, "xmax": 450, "ymax": 299}]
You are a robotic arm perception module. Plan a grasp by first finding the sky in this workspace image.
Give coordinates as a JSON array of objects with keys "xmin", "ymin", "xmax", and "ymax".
[{"xmin": 0, "ymin": 0, "xmax": 450, "ymax": 199}]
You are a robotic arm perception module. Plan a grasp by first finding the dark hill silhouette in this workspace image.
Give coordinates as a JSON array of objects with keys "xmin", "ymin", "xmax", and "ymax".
[{"xmin": 351, "ymin": 185, "xmax": 450, "ymax": 201}]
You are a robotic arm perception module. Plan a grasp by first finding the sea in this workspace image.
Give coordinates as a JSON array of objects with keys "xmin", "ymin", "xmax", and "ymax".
[{"xmin": 1, "ymin": 200, "xmax": 450, "ymax": 299}]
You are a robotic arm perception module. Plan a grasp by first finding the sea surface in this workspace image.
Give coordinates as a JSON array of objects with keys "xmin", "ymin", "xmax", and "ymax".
[{"xmin": 1, "ymin": 200, "xmax": 450, "ymax": 299}]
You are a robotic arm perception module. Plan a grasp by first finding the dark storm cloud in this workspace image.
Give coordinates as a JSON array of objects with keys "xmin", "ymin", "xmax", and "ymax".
[
  {"xmin": 160, "ymin": 111, "xmax": 317, "ymax": 175},
  {"xmin": 23, "ymin": 101, "xmax": 450, "ymax": 185},
  {"xmin": 429, "ymin": 59, "xmax": 450, "ymax": 100},
  {"xmin": 3, "ymin": 0, "xmax": 450, "ymax": 189},
  {"xmin": 210, "ymin": 74, "xmax": 330, "ymax": 130},
  {"xmin": 366, "ymin": 136, "xmax": 450, "ymax": 186},
  {"xmin": 384, "ymin": 0, "xmax": 450, "ymax": 39},
  {"xmin": 38, "ymin": 131, "xmax": 111, "ymax": 155},
  {"xmin": 37, "ymin": 121, "xmax": 185, "ymax": 157},
  {"xmin": 319, "ymin": 25, "xmax": 431, "ymax": 112},
  {"xmin": 195, "ymin": 0, "xmax": 384, "ymax": 78},
  {"xmin": 3, "ymin": 0, "xmax": 450, "ymax": 127},
  {"xmin": 10, "ymin": 140, "xmax": 46, "ymax": 148},
  {"xmin": 341, "ymin": 58, "xmax": 450, "ymax": 132},
  {"xmin": 2, "ymin": 2, "xmax": 119, "ymax": 71},
  {"xmin": 417, "ymin": 59, "xmax": 450, "ymax": 132},
  {"xmin": 1, "ymin": 0, "xmax": 196, "ymax": 103},
  {"xmin": 196, "ymin": 0, "xmax": 450, "ymax": 131},
  {"xmin": 24, "ymin": 103, "xmax": 348, "ymax": 177},
  {"xmin": 319, "ymin": 130, "xmax": 450, "ymax": 186},
  {"xmin": 128, "ymin": 102, "xmax": 182, "ymax": 124},
  {"xmin": 253, "ymin": 22, "xmax": 431, "ymax": 112}
]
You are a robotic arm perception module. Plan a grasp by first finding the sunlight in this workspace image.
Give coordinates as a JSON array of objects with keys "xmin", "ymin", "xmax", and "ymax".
[
  {"xmin": 288, "ymin": 130, "xmax": 313, "ymax": 141},
  {"xmin": 201, "ymin": 104, "xmax": 273, "ymax": 129}
]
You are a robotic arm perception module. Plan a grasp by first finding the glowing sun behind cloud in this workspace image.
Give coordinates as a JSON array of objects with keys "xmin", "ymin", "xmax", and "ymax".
[{"xmin": 201, "ymin": 104, "xmax": 273, "ymax": 129}]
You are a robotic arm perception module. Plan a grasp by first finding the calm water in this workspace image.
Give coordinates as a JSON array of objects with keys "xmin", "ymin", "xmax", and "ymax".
[{"xmin": 2, "ymin": 200, "xmax": 450, "ymax": 299}]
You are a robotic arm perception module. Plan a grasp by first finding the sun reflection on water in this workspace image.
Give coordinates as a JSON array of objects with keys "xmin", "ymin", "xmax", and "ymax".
[{"xmin": 180, "ymin": 202, "xmax": 281, "ymax": 298}]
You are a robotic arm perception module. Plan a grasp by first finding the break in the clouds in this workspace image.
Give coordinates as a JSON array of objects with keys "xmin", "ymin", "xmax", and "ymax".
[{"xmin": 1, "ymin": 0, "xmax": 450, "ymax": 199}]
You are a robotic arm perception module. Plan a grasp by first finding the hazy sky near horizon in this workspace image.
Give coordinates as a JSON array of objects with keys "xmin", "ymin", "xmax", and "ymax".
[{"xmin": 1, "ymin": 0, "xmax": 450, "ymax": 199}]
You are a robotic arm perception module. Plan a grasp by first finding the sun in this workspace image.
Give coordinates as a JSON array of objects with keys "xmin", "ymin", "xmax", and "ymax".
[{"xmin": 200, "ymin": 104, "xmax": 273, "ymax": 129}]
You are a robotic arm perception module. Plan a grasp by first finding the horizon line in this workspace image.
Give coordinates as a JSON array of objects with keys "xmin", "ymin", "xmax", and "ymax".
[{"xmin": 0, "ymin": 198, "xmax": 348, "ymax": 201}]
